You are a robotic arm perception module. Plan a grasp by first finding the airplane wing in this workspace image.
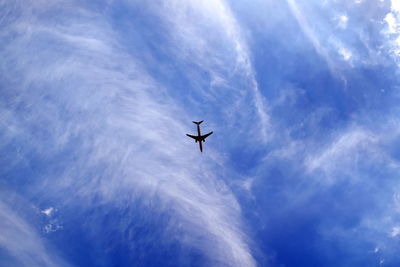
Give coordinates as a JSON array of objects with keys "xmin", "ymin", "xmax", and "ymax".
[
  {"xmin": 200, "ymin": 131, "xmax": 213, "ymax": 141},
  {"xmin": 186, "ymin": 134, "xmax": 199, "ymax": 141}
]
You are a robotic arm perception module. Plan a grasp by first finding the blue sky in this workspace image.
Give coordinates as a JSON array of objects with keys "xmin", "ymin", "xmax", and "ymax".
[{"xmin": 1, "ymin": 0, "xmax": 400, "ymax": 266}]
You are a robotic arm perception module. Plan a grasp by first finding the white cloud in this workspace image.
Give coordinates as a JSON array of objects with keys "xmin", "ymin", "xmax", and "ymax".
[
  {"xmin": 393, "ymin": 191, "xmax": 400, "ymax": 212},
  {"xmin": 337, "ymin": 14, "xmax": 349, "ymax": 29},
  {"xmin": 384, "ymin": 0, "xmax": 400, "ymax": 61},
  {"xmin": 286, "ymin": 0, "xmax": 348, "ymax": 85},
  {"xmin": 40, "ymin": 207, "xmax": 62, "ymax": 234},
  {"xmin": 392, "ymin": 0, "xmax": 400, "ymax": 12},
  {"xmin": 338, "ymin": 46, "xmax": 352, "ymax": 61},
  {"xmin": 43, "ymin": 222, "xmax": 63, "ymax": 234},
  {"xmin": 41, "ymin": 207, "xmax": 55, "ymax": 217},
  {"xmin": 302, "ymin": 118, "xmax": 400, "ymax": 186},
  {"xmin": 0, "ymin": 201, "xmax": 70, "ymax": 266},
  {"xmin": 305, "ymin": 127, "xmax": 379, "ymax": 182},
  {"xmin": 389, "ymin": 226, "xmax": 400, "ymax": 237},
  {"xmin": 385, "ymin": 12, "xmax": 397, "ymax": 34},
  {"xmin": 286, "ymin": 0, "xmax": 335, "ymax": 72},
  {"xmin": 157, "ymin": 0, "xmax": 271, "ymax": 142},
  {"xmin": 0, "ymin": 1, "xmax": 257, "ymax": 265}
]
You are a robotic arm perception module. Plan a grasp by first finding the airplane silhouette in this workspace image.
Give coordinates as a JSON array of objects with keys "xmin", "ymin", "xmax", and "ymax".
[{"xmin": 186, "ymin": 120, "xmax": 213, "ymax": 152}]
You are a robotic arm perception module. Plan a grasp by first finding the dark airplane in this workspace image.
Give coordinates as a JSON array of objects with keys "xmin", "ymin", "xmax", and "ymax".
[{"xmin": 186, "ymin": 120, "xmax": 213, "ymax": 152}]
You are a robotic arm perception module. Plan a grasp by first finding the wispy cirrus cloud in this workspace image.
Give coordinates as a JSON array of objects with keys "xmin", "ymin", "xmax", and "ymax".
[
  {"xmin": 0, "ymin": 0, "xmax": 257, "ymax": 265},
  {"xmin": 0, "ymin": 200, "xmax": 70, "ymax": 267},
  {"xmin": 304, "ymin": 127, "xmax": 378, "ymax": 180},
  {"xmin": 286, "ymin": 0, "xmax": 337, "ymax": 74},
  {"xmin": 152, "ymin": 0, "xmax": 271, "ymax": 142}
]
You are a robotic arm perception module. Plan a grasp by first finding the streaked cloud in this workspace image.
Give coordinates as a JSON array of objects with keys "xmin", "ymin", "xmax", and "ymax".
[
  {"xmin": 156, "ymin": 0, "xmax": 270, "ymax": 142},
  {"xmin": 0, "ymin": 0, "xmax": 257, "ymax": 265},
  {"xmin": 2, "ymin": 0, "xmax": 400, "ymax": 265},
  {"xmin": 286, "ymin": 0, "xmax": 337, "ymax": 75},
  {"xmin": 0, "ymin": 200, "xmax": 70, "ymax": 266},
  {"xmin": 305, "ymin": 128, "xmax": 377, "ymax": 176}
]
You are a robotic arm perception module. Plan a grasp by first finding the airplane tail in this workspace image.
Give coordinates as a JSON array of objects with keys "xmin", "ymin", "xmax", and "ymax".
[{"xmin": 192, "ymin": 120, "xmax": 203, "ymax": 125}]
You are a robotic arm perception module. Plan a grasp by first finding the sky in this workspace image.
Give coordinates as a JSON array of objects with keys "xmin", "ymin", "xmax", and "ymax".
[{"xmin": 1, "ymin": 0, "xmax": 400, "ymax": 266}]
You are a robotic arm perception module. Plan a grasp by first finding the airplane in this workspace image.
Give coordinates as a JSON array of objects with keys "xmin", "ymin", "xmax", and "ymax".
[{"xmin": 186, "ymin": 120, "xmax": 213, "ymax": 152}]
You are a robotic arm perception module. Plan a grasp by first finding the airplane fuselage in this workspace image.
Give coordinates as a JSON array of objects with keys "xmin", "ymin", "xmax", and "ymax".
[{"xmin": 196, "ymin": 124, "xmax": 203, "ymax": 152}]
